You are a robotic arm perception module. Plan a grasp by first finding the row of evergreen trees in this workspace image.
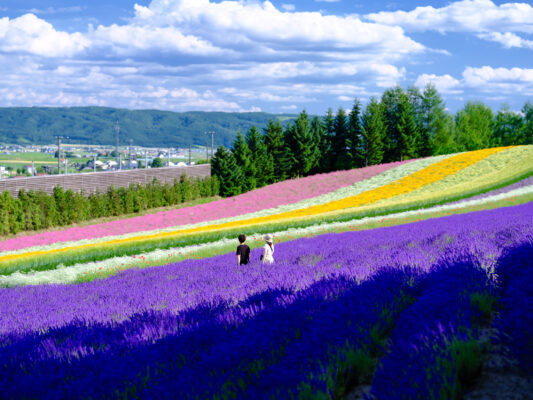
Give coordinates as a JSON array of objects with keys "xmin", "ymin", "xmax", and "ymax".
[
  {"xmin": 0, "ymin": 175, "xmax": 219, "ymax": 235},
  {"xmin": 212, "ymin": 84, "xmax": 533, "ymax": 197}
]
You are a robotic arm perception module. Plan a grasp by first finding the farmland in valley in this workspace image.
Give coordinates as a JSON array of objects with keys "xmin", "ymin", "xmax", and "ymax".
[{"xmin": 1, "ymin": 145, "xmax": 532, "ymax": 398}]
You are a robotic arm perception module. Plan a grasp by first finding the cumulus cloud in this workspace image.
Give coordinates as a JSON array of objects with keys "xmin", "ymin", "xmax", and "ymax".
[
  {"xmin": 366, "ymin": 0, "xmax": 533, "ymax": 33},
  {"xmin": 366, "ymin": 0, "xmax": 533, "ymax": 49},
  {"xmin": 132, "ymin": 0, "xmax": 424, "ymax": 55},
  {"xmin": 415, "ymin": 66, "xmax": 533, "ymax": 97},
  {"xmin": 415, "ymin": 73, "xmax": 462, "ymax": 94},
  {"xmin": 0, "ymin": 14, "xmax": 88, "ymax": 57},
  {"xmin": 477, "ymin": 31, "xmax": 533, "ymax": 49},
  {"xmin": 463, "ymin": 66, "xmax": 533, "ymax": 93}
]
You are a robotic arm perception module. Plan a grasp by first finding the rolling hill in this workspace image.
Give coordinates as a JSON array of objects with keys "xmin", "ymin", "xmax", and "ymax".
[{"xmin": 0, "ymin": 107, "xmax": 296, "ymax": 148}]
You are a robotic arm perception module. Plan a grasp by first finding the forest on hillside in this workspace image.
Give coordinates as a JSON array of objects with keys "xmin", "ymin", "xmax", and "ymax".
[
  {"xmin": 0, "ymin": 107, "xmax": 295, "ymax": 148},
  {"xmin": 212, "ymin": 84, "xmax": 533, "ymax": 196}
]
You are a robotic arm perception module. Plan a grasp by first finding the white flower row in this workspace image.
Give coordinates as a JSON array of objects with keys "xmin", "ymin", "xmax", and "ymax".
[
  {"xmin": 3, "ymin": 154, "xmax": 451, "ymax": 257},
  {"xmin": 3, "ymin": 184, "xmax": 531, "ymax": 288}
]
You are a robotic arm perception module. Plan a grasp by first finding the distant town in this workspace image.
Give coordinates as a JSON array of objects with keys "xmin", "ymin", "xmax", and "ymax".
[{"xmin": 0, "ymin": 143, "xmax": 210, "ymax": 179}]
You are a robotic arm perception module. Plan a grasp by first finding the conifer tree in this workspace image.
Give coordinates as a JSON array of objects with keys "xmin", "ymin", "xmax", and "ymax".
[
  {"xmin": 397, "ymin": 93, "xmax": 419, "ymax": 160},
  {"xmin": 420, "ymin": 83, "xmax": 447, "ymax": 156},
  {"xmin": 333, "ymin": 107, "xmax": 351, "ymax": 170},
  {"xmin": 381, "ymin": 86, "xmax": 404, "ymax": 162},
  {"xmin": 322, "ymin": 108, "xmax": 336, "ymax": 172},
  {"xmin": 232, "ymin": 130, "xmax": 254, "ymax": 190},
  {"xmin": 284, "ymin": 110, "xmax": 315, "ymax": 177},
  {"xmin": 361, "ymin": 97, "xmax": 385, "ymax": 166},
  {"xmin": 211, "ymin": 145, "xmax": 243, "ymax": 197},
  {"xmin": 347, "ymin": 99, "xmax": 364, "ymax": 167},
  {"xmin": 309, "ymin": 115, "xmax": 325, "ymax": 173},
  {"xmin": 264, "ymin": 119, "xmax": 286, "ymax": 182},
  {"xmin": 247, "ymin": 125, "xmax": 272, "ymax": 188}
]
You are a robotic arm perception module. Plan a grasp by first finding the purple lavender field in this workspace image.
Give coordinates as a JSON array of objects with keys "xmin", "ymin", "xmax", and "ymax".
[{"xmin": 1, "ymin": 203, "xmax": 532, "ymax": 398}]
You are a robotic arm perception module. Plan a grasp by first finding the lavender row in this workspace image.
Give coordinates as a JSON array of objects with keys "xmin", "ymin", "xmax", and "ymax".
[
  {"xmin": 0, "ymin": 204, "xmax": 532, "ymax": 397},
  {"xmin": 495, "ymin": 240, "xmax": 533, "ymax": 374},
  {"xmin": 1, "ymin": 273, "xmax": 403, "ymax": 398},
  {"xmin": 370, "ymin": 256, "xmax": 496, "ymax": 399},
  {"xmin": 2, "ymin": 203, "xmax": 532, "ymax": 338}
]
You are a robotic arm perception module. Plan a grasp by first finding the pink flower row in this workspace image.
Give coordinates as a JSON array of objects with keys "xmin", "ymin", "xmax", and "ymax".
[{"xmin": 0, "ymin": 161, "xmax": 409, "ymax": 251}]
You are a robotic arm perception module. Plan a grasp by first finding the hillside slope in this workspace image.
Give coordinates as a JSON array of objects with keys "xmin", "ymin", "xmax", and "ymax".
[{"xmin": 0, "ymin": 107, "xmax": 295, "ymax": 147}]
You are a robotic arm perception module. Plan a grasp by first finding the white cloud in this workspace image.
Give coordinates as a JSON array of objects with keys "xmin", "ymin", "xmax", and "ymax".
[
  {"xmin": 366, "ymin": 0, "xmax": 533, "ymax": 34},
  {"xmin": 477, "ymin": 31, "xmax": 533, "ymax": 49},
  {"xmin": 463, "ymin": 66, "xmax": 533, "ymax": 93},
  {"xmin": 133, "ymin": 0, "xmax": 424, "ymax": 55},
  {"xmin": 92, "ymin": 24, "xmax": 225, "ymax": 56},
  {"xmin": 415, "ymin": 73, "xmax": 462, "ymax": 94},
  {"xmin": 281, "ymin": 4, "xmax": 295, "ymax": 12},
  {"xmin": 0, "ymin": 14, "xmax": 88, "ymax": 57},
  {"xmin": 415, "ymin": 66, "xmax": 533, "ymax": 97}
]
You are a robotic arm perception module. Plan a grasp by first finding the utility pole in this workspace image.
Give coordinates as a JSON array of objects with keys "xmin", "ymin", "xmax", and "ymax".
[
  {"xmin": 210, "ymin": 131, "xmax": 215, "ymax": 159},
  {"xmin": 204, "ymin": 131, "xmax": 215, "ymax": 161},
  {"xmin": 129, "ymin": 139, "xmax": 133, "ymax": 169},
  {"xmin": 94, "ymin": 154, "xmax": 97, "ymax": 173},
  {"xmin": 119, "ymin": 154, "xmax": 122, "ymax": 170},
  {"xmin": 189, "ymin": 144, "xmax": 191, "ymax": 165},
  {"xmin": 168, "ymin": 147, "xmax": 171, "ymax": 167},
  {"xmin": 54, "ymin": 135, "xmax": 68, "ymax": 175},
  {"xmin": 115, "ymin": 120, "xmax": 120, "ymax": 165},
  {"xmin": 31, "ymin": 160, "xmax": 35, "ymax": 176},
  {"xmin": 145, "ymin": 151, "xmax": 148, "ymax": 169}
]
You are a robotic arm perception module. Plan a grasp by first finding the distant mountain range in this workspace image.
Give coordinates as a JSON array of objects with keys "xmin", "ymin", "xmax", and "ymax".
[{"xmin": 0, "ymin": 107, "xmax": 296, "ymax": 148}]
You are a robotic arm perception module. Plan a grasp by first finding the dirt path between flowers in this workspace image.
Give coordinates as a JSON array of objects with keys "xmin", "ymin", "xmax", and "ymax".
[
  {"xmin": 463, "ymin": 328, "xmax": 533, "ymax": 400},
  {"xmin": 343, "ymin": 327, "xmax": 533, "ymax": 400}
]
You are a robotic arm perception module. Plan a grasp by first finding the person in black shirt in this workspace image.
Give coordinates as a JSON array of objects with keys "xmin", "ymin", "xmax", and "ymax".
[{"xmin": 236, "ymin": 234, "xmax": 250, "ymax": 265}]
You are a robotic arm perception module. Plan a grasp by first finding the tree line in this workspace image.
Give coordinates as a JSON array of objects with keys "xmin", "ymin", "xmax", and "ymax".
[
  {"xmin": 212, "ymin": 84, "xmax": 533, "ymax": 197},
  {"xmin": 0, "ymin": 175, "xmax": 219, "ymax": 235}
]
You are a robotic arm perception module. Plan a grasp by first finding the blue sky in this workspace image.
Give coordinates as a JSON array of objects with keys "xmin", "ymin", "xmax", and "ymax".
[{"xmin": 0, "ymin": 0, "xmax": 531, "ymax": 114}]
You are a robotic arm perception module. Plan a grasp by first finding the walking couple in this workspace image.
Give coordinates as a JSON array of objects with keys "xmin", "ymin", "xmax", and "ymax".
[{"xmin": 236, "ymin": 233, "xmax": 274, "ymax": 265}]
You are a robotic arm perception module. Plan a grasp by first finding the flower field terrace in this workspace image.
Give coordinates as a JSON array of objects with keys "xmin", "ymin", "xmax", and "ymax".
[
  {"xmin": 1, "ymin": 183, "xmax": 532, "ymax": 287},
  {"xmin": 1, "ymin": 145, "xmax": 532, "ymax": 278},
  {"xmin": 1, "ymin": 203, "xmax": 532, "ymax": 398},
  {"xmin": 0, "ymin": 160, "xmax": 408, "ymax": 252}
]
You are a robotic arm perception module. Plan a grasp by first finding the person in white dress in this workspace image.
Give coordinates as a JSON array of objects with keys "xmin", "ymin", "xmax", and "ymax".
[{"xmin": 261, "ymin": 234, "xmax": 275, "ymax": 264}]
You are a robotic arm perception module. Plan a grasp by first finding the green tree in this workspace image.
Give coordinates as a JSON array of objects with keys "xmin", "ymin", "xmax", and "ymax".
[
  {"xmin": 211, "ymin": 145, "xmax": 244, "ymax": 197},
  {"xmin": 361, "ymin": 97, "xmax": 385, "ymax": 166},
  {"xmin": 322, "ymin": 108, "xmax": 336, "ymax": 172},
  {"xmin": 151, "ymin": 157, "xmax": 163, "ymax": 168},
  {"xmin": 347, "ymin": 99, "xmax": 364, "ymax": 167},
  {"xmin": 381, "ymin": 86, "xmax": 404, "ymax": 162},
  {"xmin": 521, "ymin": 101, "xmax": 533, "ymax": 145},
  {"xmin": 455, "ymin": 101, "xmax": 494, "ymax": 151},
  {"xmin": 247, "ymin": 125, "xmax": 272, "ymax": 188},
  {"xmin": 432, "ymin": 114, "xmax": 457, "ymax": 155},
  {"xmin": 492, "ymin": 105, "xmax": 525, "ymax": 147},
  {"xmin": 284, "ymin": 110, "xmax": 315, "ymax": 177},
  {"xmin": 397, "ymin": 93, "xmax": 419, "ymax": 160},
  {"xmin": 264, "ymin": 119, "xmax": 286, "ymax": 182},
  {"xmin": 333, "ymin": 107, "xmax": 351, "ymax": 170},
  {"xmin": 420, "ymin": 83, "xmax": 448, "ymax": 156},
  {"xmin": 232, "ymin": 130, "xmax": 254, "ymax": 190},
  {"xmin": 309, "ymin": 116, "xmax": 326, "ymax": 173}
]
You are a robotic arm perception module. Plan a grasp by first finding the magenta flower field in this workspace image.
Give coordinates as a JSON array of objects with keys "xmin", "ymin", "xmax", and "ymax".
[{"xmin": 0, "ymin": 161, "xmax": 407, "ymax": 251}]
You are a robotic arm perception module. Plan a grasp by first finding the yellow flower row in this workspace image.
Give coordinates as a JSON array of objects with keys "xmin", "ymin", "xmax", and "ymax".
[
  {"xmin": 369, "ymin": 145, "xmax": 533, "ymax": 208},
  {"xmin": 0, "ymin": 146, "xmax": 509, "ymax": 264}
]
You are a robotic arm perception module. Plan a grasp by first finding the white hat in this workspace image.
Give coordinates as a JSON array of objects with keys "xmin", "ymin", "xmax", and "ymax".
[{"xmin": 263, "ymin": 234, "xmax": 273, "ymax": 242}]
